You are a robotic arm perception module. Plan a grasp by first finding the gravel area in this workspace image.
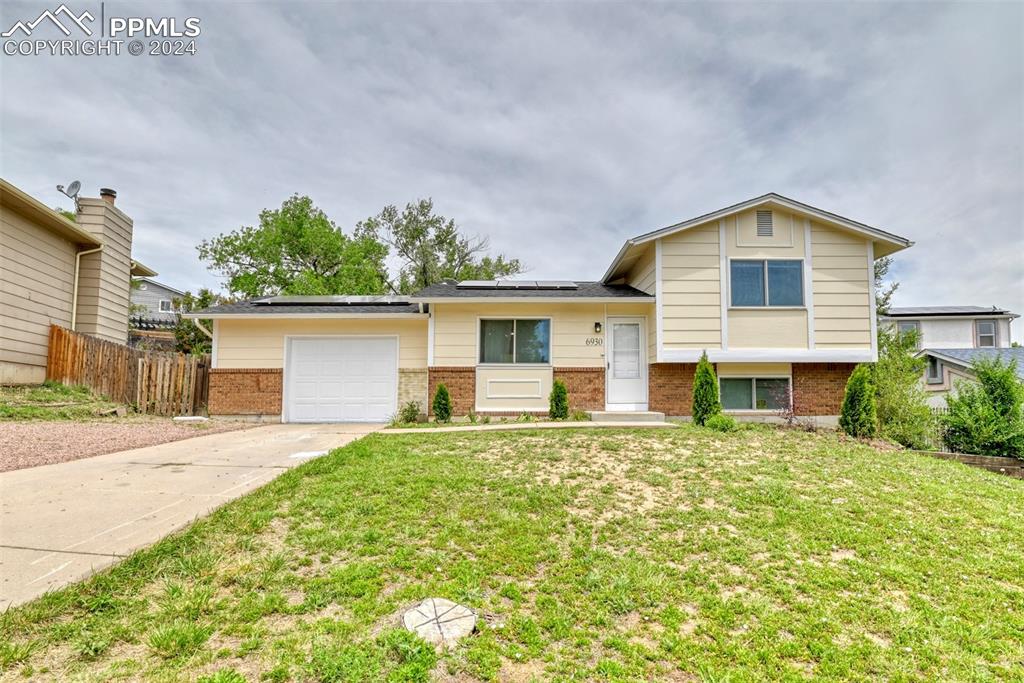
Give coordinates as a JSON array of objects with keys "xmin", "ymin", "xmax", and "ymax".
[{"xmin": 0, "ymin": 418, "xmax": 254, "ymax": 473}]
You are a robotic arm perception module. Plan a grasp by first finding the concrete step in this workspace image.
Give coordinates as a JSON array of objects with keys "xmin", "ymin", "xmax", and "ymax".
[{"xmin": 588, "ymin": 410, "xmax": 666, "ymax": 423}]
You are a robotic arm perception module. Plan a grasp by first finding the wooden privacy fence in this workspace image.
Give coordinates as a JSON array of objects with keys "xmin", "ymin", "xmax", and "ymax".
[{"xmin": 46, "ymin": 325, "xmax": 210, "ymax": 416}]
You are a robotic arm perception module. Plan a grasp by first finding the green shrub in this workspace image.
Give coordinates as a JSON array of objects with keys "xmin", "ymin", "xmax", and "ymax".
[
  {"xmin": 549, "ymin": 379, "xmax": 569, "ymax": 419},
  {"xmin": 873, "ymin": 328, "xmax": 935, "ymax": 448},
  {"xmin": 396, "ymin": 401, "xmax": 420, "ymax": 424},
  {"xmin": 692, "ymin": 351, "xmax": 721, "ymax": 426},
  {"xmin": 840, "ymin": 364, "xmax": 877, "ymax": 438},
  {"xmin": 432, "ymin": 383, "xmax": 452, "ymax": 423},
  {"xmin": 942, "ymin": 357, "xmax": 1024, "ymax": 457},
  {"xmin": 705, "ymin": 413, "xmax": 737, "ymax": 432},
  {"xmin": 569, "ymin": 408, "xmax": 591, "ymax": 421}
]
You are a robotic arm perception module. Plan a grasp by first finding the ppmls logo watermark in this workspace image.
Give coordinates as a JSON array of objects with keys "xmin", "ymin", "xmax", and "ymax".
[{"xmin": 2, "ymin": 3, "xmax": 201, "ymax": 57}]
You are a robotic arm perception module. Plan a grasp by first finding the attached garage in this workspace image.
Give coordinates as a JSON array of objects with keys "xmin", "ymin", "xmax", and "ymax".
[
  {"xmin": 285, "ymin": 337, "xmax": 398, "ymax": 423},
  {"xmin": 195, "ymin": 298, "xmax": 429, "ymax": 422}
]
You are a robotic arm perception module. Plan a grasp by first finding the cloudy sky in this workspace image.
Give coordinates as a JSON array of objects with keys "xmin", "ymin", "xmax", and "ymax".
[{"xmin": 2, "ymin": 1, "xmax": 1022, "ymax": 339}]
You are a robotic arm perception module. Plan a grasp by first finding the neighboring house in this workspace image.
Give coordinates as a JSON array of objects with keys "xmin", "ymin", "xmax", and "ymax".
[
  {"xmin": 881, "ymin": 306, "xmax": 1017, "ymax": 350},
  {"xmin": 185, "ymin": 193, "xmax": 913, "ymax": 424},
  {"xmin": 0, "ymin": 179, "xmax": 156, "ymax": 384},
  {"xmin": 131, "ymin": 277, "xmax": 185, "ymax": 323},
  {"xmin": 880, "ymin": 305, "xmax": 1020, "ymax": 406},
  {"xmin": 915, "ymin": 347, "xmax": 1024, "ymax": 407}
]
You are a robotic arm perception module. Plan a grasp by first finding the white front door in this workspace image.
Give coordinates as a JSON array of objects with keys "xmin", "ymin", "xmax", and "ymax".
[
  {"xmin": 605, "ymin": 317, "xmax": 648, "ymax": 410},
  {"xmin": 285, "ymin": 337, "xmax": 398, "ymax": 423}
]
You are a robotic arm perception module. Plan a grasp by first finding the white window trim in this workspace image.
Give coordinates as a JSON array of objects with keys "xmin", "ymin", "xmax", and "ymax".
[
  {"xmin": 975, "ymin": 319, "xmax": 997, "ymax": 348},
  {"xmin": 727, "ymin": 257, "xmax": 806, "ymax": 309},
  {"xmin": 476, "ymin": 316, "xmax": 553, "ymax": 366},
  {"xmin": 158, "ymin": 299, "xmax": 174, "ymax": 312},
  {"xmin": 718, "ymin": 375, "xmax": 793, "ymax": 412},
  {"xmin": 926, "ymin": 356, "xmax": 943, "ymax": 384}
]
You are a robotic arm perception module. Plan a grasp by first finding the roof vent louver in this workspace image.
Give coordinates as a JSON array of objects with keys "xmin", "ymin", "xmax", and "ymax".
[{"xmin": 756, "ymin": 210, "xmax": 773, "ymax": 237}]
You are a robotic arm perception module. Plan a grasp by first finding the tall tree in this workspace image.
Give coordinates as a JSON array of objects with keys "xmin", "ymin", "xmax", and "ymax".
[
  {"xmin": 874, "ymin": 256, "xmax": 899, "ymax": 316},
  {"xmin": 356, "ymin": 199, "xmax": 524, "ymax": 294},
  {"xmin": 198, "ymin": 195, "xmax": 389, "ymax": 298},
  {"xmin": 173, "ymin": 288, "xmax": 222, "ymax": 355}
]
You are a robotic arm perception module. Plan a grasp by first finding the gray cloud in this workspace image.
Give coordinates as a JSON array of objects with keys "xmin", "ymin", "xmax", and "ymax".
[{"xmin": 2, "ymin": 1, "xmax": 1021, "ymax": 339}]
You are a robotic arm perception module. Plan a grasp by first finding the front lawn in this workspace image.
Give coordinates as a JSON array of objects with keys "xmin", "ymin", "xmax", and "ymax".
[{"xmin": 2, "ymin": 426, "xmax": 1021, "ymax": 681}]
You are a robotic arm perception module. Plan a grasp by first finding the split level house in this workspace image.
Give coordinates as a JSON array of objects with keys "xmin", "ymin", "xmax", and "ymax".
[
  {"xmin": 0, "ymin": 179, "xmax": 156, "ymax": 384},
  {"xmin": 186, "ymin": 193, "xmax": 913, "ymax": 424},
  {"xmin": 881, "ymin": 305, "xmax": 1021, "ymax": 406}
]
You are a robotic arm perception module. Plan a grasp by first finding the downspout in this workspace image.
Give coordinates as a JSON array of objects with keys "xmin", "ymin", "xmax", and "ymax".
[{"xmin": 71, "ymin": 246, "xmax": 103, "ymax": 331}]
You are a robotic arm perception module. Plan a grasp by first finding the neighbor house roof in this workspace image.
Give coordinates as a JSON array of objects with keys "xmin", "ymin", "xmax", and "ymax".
[
  {"xmin": 886, "ymin": 306, "xmax": 1018, "ymax": 318},
  {"xmin": 130, "ymin": 261, "xmax": 158, "ymax": 277},
  {"xmin": 602, "ymin": 192, "xmax": 914, "ymax": 283},
  {"xmin": 410, "ymin": 281, "xmax": 652, "ymax": 302},
  {"xmin": 922, "ymin": 347, "xmax": 1024, "ymax": 379},
  {"xmin": 185, "ymin": 296, "xmax": 425, "ymax": 318},
  {"xmin": 133, "ymin": 277, "xmax": 184, "ymax": 296}
]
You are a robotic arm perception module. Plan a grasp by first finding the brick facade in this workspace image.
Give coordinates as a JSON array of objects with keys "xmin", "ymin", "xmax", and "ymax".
[
  {"xmin": 792, "ymin": 363, "xmax": 854, "ymax": 416},
  {"xmin": 648, "ymin": 363, "xmax": 697, "ymax": 416},
  {"xmin": 208, "ymin": 368, "xmax": 282, "ymax": 417},
  {"xmin": 427, "ymin": 367, "xmax": 475, "ymax": 416},
  {"xmin": 553, "ymin": 367, "xmax": 605, "ymax": 411}
]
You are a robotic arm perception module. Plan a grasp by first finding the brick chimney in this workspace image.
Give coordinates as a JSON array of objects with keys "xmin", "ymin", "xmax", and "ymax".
[{"xmin": 74, "ymin": 188, "xmax": 134, "ymax": 344}]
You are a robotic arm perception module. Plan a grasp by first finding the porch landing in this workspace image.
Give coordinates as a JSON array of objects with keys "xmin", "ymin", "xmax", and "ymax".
[{"xmin": 589, "ymin": 411, "xmax": 666, "ymax": 423}]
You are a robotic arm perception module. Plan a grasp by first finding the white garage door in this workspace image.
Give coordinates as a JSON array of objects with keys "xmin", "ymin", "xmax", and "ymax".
[{"xmin": 285, "ymin": 337, "xmax": 398, "ymax": 423}]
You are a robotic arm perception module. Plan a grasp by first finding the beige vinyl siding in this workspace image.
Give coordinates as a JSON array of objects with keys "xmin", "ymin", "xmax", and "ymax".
[
  {"xmin": 432, "ymin": 301, "xmax": 653, "ymax": 368},
  {"xmin": 626, "ymin": 245, "xmax": 656, "ymax": 294},
  {"xmin": 716, "ymin": 362, "xmax": 791, "ymax": 377},
  {"xmin": 729, "ymin": 309, "xmax": 808, "ymax": 347},
  {"xmin": 810, "ymin": 224, "xmax": 872, "ymax": 348},
  {"xmin": 74, "ymin": 199, "xmax": 133, "ymax": 344},
  {"xmin": 725, "ymin": 209, "xmax": 805, "ymax": 258},
  {"xmin": 215, "ymin": 318, "xmax": 428, "ymax": 369},
  {"xmin": 660, "ymin": 223, "xmax": 721, "ymax": 347},
  {"xmin": 0, "ymin": 205, "xmax": 76, "ymax": 376}
]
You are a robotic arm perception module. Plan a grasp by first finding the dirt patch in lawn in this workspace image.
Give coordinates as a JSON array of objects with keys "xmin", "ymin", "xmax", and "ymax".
[{"xmin": 0, "ymin": 418, "xmax": 253, "ymax": 472}]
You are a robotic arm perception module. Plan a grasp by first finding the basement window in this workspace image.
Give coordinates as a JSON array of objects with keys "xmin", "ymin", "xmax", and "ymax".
[
  {"xmin": 756, "ymin": 210, "xmax": 773, "ymax": 237},
  {"xmin": 720, "ymin": 377, "xmax": 792, "ymax": 411}
]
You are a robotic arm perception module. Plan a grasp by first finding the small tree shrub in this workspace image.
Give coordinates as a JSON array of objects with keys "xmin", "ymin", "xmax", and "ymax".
[
  {"xmin": 396, "ymin": 401, "xmax": 420, "ymax": 424},
  {"xmin": 705, "ymin": 413, "xmax": 737, "ymax": 432},
  {"xmin": 549, "ymin": 379, "xmax": 569, "ymax": 419},
  {"xmin": 692, "ymin": 351, "xmax": 721, "ymax": 426},
  {"xmin": 873, "ymin": 328, "xmax": 935, "ymax": 449},
  {"xmin": 840, "ymin": 364, "xmax": 877, "ymax": 438},
  {"xmin": 431, "ymin": 383, "xmax": 452, "ymax": 423},
  {"xmin": 942, "ymin": 357, "xmax": 1024, "ymax": 457},
  {"xmin": 569, "ymin": 408, "xmax": 591, "ymax": 422}
]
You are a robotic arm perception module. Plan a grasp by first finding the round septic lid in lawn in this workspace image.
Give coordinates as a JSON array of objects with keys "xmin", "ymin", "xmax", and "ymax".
[{"xmin": 403, "ymin": 598, "xmax": 476, "ymax": 647}]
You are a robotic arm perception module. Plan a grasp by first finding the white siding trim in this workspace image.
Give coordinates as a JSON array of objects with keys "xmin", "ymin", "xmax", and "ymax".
[
  {"xmin": 718, "ymin": 219, "xmax": 729, "ymax": 350},
  {"xmin": 662, "ymin": 347, "xmax": 874, "ymax": 363},
  {"xmin": 804, "ymin": 218, "xmax": 815, "ymax": 349},
  {"xmin": 655, "ymin": 238, "xmax": 664, "ymax": 362},
  {"xmin": 211, "ymin": 319, "xmax": 219, "ymax": 369},
  {"xmin": 868, "ymin": 241, "xmax": 878, "ymax": 361},
  {"xmin": 427, "ymin": 308, "xmax": 435, "ymax": 366}
]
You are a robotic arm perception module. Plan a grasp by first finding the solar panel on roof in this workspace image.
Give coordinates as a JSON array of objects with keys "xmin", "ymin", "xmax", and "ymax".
[
  {"xmin": 536, "ymin": 280, "xmax": 578, "ymax": 290},
  {"xmin": 495, "ymin": 280, "xmax": 538, "ymax": 289},
  {"xmin": 456, "ymin": 280, "xmax": 498, "ymax": 289},
  {"xmin": 254, "ymin": 295, "xmax": 410, "ymax": 305}
]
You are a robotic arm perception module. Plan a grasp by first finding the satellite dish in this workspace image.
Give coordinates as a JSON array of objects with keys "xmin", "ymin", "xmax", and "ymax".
[{"xmin": 56, "ymin": 180, "xmax": 81, "ymax": 200}]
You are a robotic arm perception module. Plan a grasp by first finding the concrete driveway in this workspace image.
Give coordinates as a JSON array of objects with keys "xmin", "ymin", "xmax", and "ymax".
[{"xmin": 0, "ymin": 423, "xmax": 381, "ymax": 608}]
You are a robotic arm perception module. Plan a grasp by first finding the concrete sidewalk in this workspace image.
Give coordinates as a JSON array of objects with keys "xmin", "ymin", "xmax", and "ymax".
[
  {"xmin": 0, "ymin": 423, "xmax": 380, "ymax": 608},
  {"xmin": 382, "ymin": 420, "xmax": 677, "ymax": 434}
]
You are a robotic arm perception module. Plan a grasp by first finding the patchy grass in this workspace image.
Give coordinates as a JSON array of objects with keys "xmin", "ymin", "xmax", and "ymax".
[
  {"xmin": 0, "ymin": 382, "xmax": 121, "ymax": 420},
  {"xmin": 1, "ymin": 426, "xmax": 1022, "ymax": 681}
]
